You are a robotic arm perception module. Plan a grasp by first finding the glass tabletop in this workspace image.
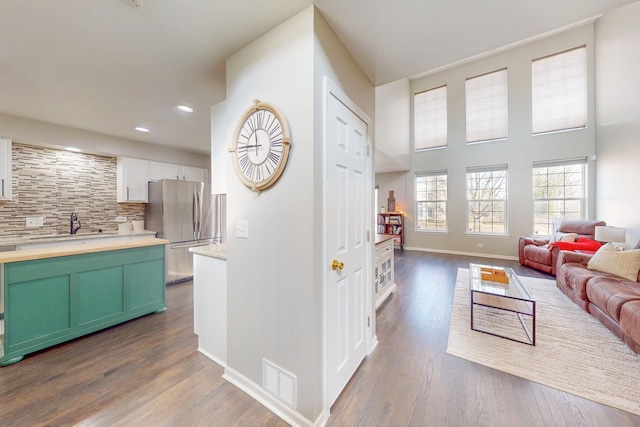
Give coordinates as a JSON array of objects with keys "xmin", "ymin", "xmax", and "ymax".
[{"xmin": 469, "ymin": 263, "xmax": 532, "ymax": 301}]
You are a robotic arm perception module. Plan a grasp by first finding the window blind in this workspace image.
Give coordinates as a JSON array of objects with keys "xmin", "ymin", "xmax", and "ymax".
[
  {"xmin": 532, "ymin": 46, "xmax": 587, "ymax": 134},
  {"xmin": 466, "ymin": 68, "xmax": 508, "ymax": 143},
  {"xmin": 416, "ymin": 169, "xmax": 447, "ymax": 178},
  {"xmin": 532, "ymin": 157, "xmax": 587, "ymax": 168},
  {"xmin": 414, "ymin": 86, "xmax": 447, "ymax": 150}
]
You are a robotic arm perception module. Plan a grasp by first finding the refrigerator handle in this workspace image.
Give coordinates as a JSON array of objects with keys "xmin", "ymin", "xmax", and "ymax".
[{"xmin": 193, "ymin": 190, "xmax": 201, "ymax": 240}]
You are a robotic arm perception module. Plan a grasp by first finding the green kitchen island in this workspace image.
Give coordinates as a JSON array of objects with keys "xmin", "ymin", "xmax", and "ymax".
[{"xmin": 0, "ymin": 238, "xmax": 168, "ymax": 366}]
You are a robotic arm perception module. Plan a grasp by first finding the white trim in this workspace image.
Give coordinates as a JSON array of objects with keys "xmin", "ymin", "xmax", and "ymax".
[
  {"xmin": 197, "ymin": 347, "xmax": 226, "ymax": 368},
  {"xmin": 403, "ymin": 246, "xmax": 519, "ymax": 261},
  {"xmin": 223, "ymin": 366, "xmax": 319, "ymax": 427},
  {"xmin": 374, "ymin": 283, "xmax": 397, "ymax": 310},
  {"xmin": 322, "ymin": 77, "xmax": 375, "ymax": 420}
]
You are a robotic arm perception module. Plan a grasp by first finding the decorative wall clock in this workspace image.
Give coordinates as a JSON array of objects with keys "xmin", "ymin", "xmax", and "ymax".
[{"xmin": 229, "ymin": 99, "xmax": 291, "ymax": 192}]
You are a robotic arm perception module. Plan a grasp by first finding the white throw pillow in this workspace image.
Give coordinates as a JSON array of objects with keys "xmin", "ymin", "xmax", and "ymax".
[
  {"xmin": 587, "ymin": 243, "xmax": 640, "ymax": 282},
  {"xmin": 551, "ymin": 232, "xmax": 578, "ymax": 243}
]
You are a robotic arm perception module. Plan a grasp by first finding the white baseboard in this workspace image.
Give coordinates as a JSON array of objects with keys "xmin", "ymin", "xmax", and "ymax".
[
  {"xmin": 223, "ymin": 365, "xmax": 320, "ymax": 427},
  {"xmin": 404, "ymin": 246, "xmax": 519, "ymax": 261},
  {"xmin": 197, "ymin": 347, "xmax": 226, "ymax": 368}
]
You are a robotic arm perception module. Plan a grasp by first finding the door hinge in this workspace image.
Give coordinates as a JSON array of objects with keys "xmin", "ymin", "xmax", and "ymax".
[
  {"xmin": 367, "ymin": 316, "xmax": 371, "ymax": 327},
  {"xmin": 367, "ymin": 145, "xmax": 371, "ymax": 157},
  {"xmin": 367, "ymin": 230, "xmax": 370, "ymax": 242}
]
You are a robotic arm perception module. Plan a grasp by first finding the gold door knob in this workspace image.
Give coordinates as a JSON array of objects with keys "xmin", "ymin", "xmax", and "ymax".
[{"xmin": 331, "ymin": 259, "xmax": 344, "ymax": 271}]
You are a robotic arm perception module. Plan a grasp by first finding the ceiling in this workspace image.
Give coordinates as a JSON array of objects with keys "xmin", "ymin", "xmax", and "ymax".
[{"xmin": 1, "ymin": 0, "xmax": 637, "ymax": 155}]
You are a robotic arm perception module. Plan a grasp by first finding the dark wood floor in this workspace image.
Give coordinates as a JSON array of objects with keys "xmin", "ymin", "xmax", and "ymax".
[{"xmin": 1, "ymin": 251, "xmax": 639, "ymax": 426}]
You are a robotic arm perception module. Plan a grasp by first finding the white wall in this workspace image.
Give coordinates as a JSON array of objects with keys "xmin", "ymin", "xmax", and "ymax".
[
  {"xmin": 404, "ymin": 25, "xmax": 596, "ymax": 258},
  {"xmin": 224, "ymin": 6, "xmax": 374, "ymax": 423},
  {"xmin": 375, "ymin": 79, "xmax": 411, "ymax": 172},
  {"xmin": 376, "ymin": 172, "xmax": 407, "ymax": 214},
  {"xmin": 210, "ymin": 100, "xmax": 228, "ymax": 193},
  {"xmin": 0, "ymin": 112, "xmax": 209, "ymax": 168},
  {"xmin": 225, "ymin": 7, "xmax": 318, "ymax": 422},
  {"xmin": 595, "ymin": 1, "xmax": 640, "ymax": 248}
]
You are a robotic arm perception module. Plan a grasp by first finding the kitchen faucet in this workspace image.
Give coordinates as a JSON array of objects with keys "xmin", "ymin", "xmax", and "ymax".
[{"xmin": 70, "ymin": 212, "xmax": 81, "ymax": 235}]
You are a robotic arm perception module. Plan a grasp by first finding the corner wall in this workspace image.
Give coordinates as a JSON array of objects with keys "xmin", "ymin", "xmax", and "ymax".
[
  {"xmin": 223, "ymin": 5, "xmax": 374, "ymax": 424},
  {"xmin": 225, "ymin": 7, "xmax": 318, "ymax": 423},
  {"xmin": 594, "ymin": 1, "xmax": 640, "ymax": 247}
]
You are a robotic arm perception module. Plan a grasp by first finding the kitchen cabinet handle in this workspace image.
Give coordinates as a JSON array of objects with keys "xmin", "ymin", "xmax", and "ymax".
[
  {"xmin": 1, "ymin": 178, "xmax": 4, "ymax": 197},
  {"xmin": 126, "ymin": 187, "xmax": 130, "ymax": 200}
]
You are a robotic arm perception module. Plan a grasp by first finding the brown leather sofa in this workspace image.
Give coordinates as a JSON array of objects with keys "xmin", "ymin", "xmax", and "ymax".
[
  {"xmin": 556, "ymin": 241, "xmax": 640, "ymax": 355},
  {"xmin": 518, "ymin": 219, "xmax": 606, "ymax": 276}
]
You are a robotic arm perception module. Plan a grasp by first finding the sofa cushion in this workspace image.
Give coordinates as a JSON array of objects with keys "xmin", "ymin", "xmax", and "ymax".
[
  {"xmin": 557, "ymin": 262, "xmax": 599, "ymax": 303},
  {"xmin": 586, "ymin": 277, "xmax": 640, "ymax": 322},
  {"xmin": 523, "ymin": 244, "xmax": 551, "ymax": 265},
  {"xmin": 620, "ymin": 300, "xmax": 640, "ymax": 352},
  {"xmin": 587, "ymin": 243, "xmax": 640, "ymax": 281}
]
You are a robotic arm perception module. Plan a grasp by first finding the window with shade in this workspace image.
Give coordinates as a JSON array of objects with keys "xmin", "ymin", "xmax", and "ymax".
[
  {"xmin": 466, "ymin": 68, "xmax": 508, "ymax": 143},
  {"xmin": 414, "ymin": 85, "xmax": 447, "ymax": 151},
  {"xmin": 416, "ymin": 171, "xmax": 447, "ymax": 232},
  {"xmin": 532, "ymin": 46, "xmax": 587, "ymax": 135},
  {"xmin": 532, "ymin": 159, "xmax": 586, "ymax": 236},
  {"xmin": 466, "ymin": 166, "xmax": 507, "ymax": 235}
]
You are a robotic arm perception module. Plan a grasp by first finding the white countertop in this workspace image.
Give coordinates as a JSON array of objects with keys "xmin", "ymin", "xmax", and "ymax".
[
  {"xmin": 0, "ymin": 238, "xmax": 168, "ymax": 263},
  {"xmin": 190, "ymin": 243, "xmax": 227, "ymax": 261},
  {"xmin": 375, "ymin": 234, "xmax": 396, "ymax": 245},
  {"xmin": 0, "ymin": 230, "xmax": 156, "ymax": 247}
]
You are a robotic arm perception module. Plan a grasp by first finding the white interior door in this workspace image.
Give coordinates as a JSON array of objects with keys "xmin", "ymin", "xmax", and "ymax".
[{"xmin": 325, "ymin": 87, "xmax": 370, "ymax": 408}]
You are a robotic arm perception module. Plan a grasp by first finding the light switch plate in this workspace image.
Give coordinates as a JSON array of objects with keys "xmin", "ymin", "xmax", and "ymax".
[{"xmin": 237, "ymin": 219, "xmax": 249, "ymax": 239}]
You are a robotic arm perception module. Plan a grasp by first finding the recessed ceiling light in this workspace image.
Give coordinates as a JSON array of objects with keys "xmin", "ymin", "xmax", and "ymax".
[
  {"xmin": 177, "ymin": 105, "xmax": 194, "ymax": 113},
  {"xmin": 65, "ymin": 147, "xmax": 82, "ymax": 152},
  {"xmin": 135, "ymin": 126, "xmax": 150, "ymax": 133}
]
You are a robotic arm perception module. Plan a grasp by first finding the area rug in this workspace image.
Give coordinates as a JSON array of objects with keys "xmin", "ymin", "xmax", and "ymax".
[{"xmin": 447, "ymin": 268, "xmax": 640, "ymax": 416}]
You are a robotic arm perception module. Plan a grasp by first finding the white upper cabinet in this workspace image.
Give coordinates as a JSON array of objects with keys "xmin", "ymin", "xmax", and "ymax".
[
  {"xmin": 180, "ymin": 165, "xmax": 207, "ymax": 182},
  {"xmin": 149, "ymin": 160, "xmax": 207, "ymax": 182},
  {"xmin": 149, "ymin": 161, "xmax": 181, "ymax": 181},
  {"xmin": 0, "ymin": 138, "xmax": 12, "ymax": 201},
  {"xmin": 117, "ymin": 157, "xmax": 149, "ymax": 202}
]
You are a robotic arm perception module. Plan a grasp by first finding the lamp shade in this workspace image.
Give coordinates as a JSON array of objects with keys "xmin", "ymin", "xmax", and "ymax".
[{"xmin": 595, "ymin": 226, "xmax": 626, "ymax": 243}]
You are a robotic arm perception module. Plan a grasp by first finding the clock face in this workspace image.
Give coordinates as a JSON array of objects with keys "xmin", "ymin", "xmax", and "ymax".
[{"xmin": 231, "ymin": 101, "xmax": 291, "ymax": 191}]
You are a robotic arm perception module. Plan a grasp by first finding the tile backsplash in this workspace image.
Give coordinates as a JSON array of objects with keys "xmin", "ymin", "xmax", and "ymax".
[{"xmin": 0, "ymin": 143, "xmax": 145, "ymax": 238}]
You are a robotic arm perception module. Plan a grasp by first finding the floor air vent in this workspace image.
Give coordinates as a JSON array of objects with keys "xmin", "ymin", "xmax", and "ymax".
[{"xmin": 263, "ymin": 359, "xmax": 297, "ymax": 409}]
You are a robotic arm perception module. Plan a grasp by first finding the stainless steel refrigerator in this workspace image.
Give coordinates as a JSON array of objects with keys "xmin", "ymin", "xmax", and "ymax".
[{"xmin": 145, "ymin": 180, "xmax": 225, "ymax": 284}]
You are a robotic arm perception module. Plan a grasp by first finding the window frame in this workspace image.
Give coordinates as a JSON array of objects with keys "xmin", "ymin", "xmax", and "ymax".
[
  {"xmin": 415, "ymin": 170, "xmax": 448, "ymax": 232},
  {"xmin": 466, "ymin": 165, "xmax": 508, "ymax": 236},
  {"xmin": 532, "ymin": 158, "xmax": 587, "ymax": 236}
]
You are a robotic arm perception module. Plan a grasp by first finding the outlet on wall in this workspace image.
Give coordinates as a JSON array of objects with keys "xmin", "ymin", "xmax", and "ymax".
[
  {"xmin": 115, "ymin": 216, "xmax": 127, "ymax": 222},
  {"xmin": 477, "ymin": 243, "xmax": 484, "ymax": 248},
  {"xmin": 26, "ymin": 217, "xmax": 44, "ymax": 227}
]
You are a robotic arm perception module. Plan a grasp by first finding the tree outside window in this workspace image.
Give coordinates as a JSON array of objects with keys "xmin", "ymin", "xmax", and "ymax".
[
  {"xmin": 533, "ymin": 161, "xmax": 585, "ymax": 235},
  {"xmin": 416, "ymin": 172, "xmax": 447, "ymax": 231},
  {"xmin": 467, "ymin": 168, "xmax": 507, "ymax": 234}
]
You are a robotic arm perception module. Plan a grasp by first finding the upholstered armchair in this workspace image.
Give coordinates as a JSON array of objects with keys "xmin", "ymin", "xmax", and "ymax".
[{"xmin": 518, "ymin": 219, "xmax": 606, "ymax": 276}]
